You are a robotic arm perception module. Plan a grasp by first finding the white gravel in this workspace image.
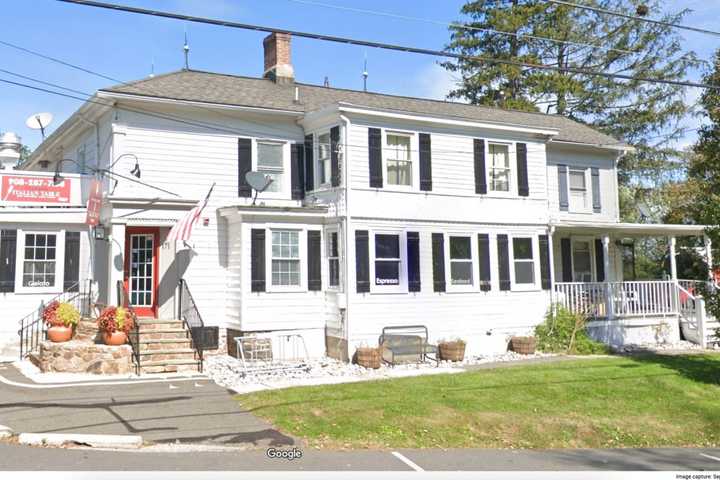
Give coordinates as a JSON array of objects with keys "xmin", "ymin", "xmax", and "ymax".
[
  {"xmin": 205, "ymin": 351, "xmax": 557, "ymax": 394},
  {"xmin": 611, "ymin": 340, "xmax": 707, "ymax": 353}
]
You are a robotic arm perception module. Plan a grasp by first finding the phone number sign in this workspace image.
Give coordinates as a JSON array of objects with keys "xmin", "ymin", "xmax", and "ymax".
[{"xmin": 1, "ymin": 175, "xmax": 73, "ymax": 204}]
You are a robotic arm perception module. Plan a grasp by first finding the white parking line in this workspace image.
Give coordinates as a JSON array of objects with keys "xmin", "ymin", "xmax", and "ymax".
[
  {"xmin": 700, "ymin": 453, "xmax": 720, "ymax": 462},
  {"xmin": 391, "ymin": 451, "xmax": 424, "ymax": 471}
]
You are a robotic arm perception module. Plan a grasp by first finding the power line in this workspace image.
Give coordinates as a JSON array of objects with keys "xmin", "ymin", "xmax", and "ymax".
[
  {"xmin": 280, "ymin": 0, "xmax": 636, "ymax": 55},
  {"xmin": 55, "ymin": 0, "xmax": 720, "ymax": 91},
  {"xmin": 546, "ymin": 0, "xmax": 720, "ymax": 38}
]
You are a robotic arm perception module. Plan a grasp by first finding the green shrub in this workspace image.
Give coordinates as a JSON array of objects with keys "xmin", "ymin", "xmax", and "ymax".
[{"xmin": 535, "ymin": 306, "xmax": 610, "ymax": 355}]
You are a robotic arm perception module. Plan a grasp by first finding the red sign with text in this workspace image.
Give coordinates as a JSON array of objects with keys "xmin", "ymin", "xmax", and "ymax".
[
  {"xmin": 85, "ymin": 180, "xmax": 103, "ymax": 226},
  {"xmin": 1, "ymin": 175, "xmax": 72, "ymax": 204}
]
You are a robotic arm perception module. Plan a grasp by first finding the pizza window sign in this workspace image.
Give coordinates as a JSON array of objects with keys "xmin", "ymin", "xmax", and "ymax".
[{"xmin": 1, "ymin": 175, "xmax": 73, "ymax": 204}]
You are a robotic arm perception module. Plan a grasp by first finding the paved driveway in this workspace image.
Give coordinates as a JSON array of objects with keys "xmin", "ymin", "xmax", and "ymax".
[{"xmin": 0, "ymin": 362, "xmax": 295, "ymax": 447}]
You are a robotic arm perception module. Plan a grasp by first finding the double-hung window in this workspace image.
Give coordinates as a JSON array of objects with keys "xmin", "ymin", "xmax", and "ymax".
[
  {"xmin": 317, "ymin": 132, "xmax": 332, "ymax": 186},
  {"xmin": 374, "ymin": 234, "xmax": 401, "ymax": 286},
  {"xmin": 568, "ymin": 168, "xmax": 589, "ymax": 212},
  {"xmin": 512, "ymin": 237, "xmax": 536, "ymax": 286},
  {"xmin": 328, "ymin": 230, "xmax": 340, "ymax": 288},
  {"xmin": 257, "ymin": 141, "xmax": 285, "ymax": 193},
  {"xmin": 271, "ymin": 230, "xmax": 301, "ymax": 287},
  {"xmin": 386, "ymin": 133, "xmax": 412, "ymax": 186},
  {"xmin": 489, "ymin": 143, "xmax": 510, "ymax": 192},
  {"xmin": 22, "ymin": 233, "xmax": 57, "ymax": 288},
  {"xmin": 449, "ymin": 236, "xmax": 473, "ymax": 286}
]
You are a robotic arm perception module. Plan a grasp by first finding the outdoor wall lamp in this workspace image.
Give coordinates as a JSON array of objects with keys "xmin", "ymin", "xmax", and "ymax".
[{"xmin": 109, "ymin": 153, "xmax": 141, "ymax": 179}]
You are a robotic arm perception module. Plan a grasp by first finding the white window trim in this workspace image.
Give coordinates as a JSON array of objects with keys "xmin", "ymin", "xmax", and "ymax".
[
  {"xmin": 566, "ymin": 167, "xmax": 593, "ymax": 214},
  {"xmin": 369, "ymin": 229, "xmax": 407, "ymax": 294},
  {"xmin": 509, "ymin": 235, "xmax": 540, "ymax": 291},
  {"xmin": 486, "ymin": 141, "xmax": 516, "ymax": 196},
  {"xmin": 314, "ymin": 131, "xmax": 333, "ymax": 189},
  {"xmin": 444, "ymin": 232, "xmax": 478, "ymax": 293},
  {"xmin": 571, "ymin": 236, "xmax": 596, "ymax": 282},
  {"xmin": 15, "ymin": 229, "xmax": 66, "ymax": 294},
  {"xmin": 326, "ymin": 227, "xmax": 341, "ymax": 291},
  {"xmin": 265, "ymin": 226, "xmax": 308, "ymax": 293},
  {"xmin": 253, "ymin": 139, "xmax": 290, "ymax": 200},
  {"xmin": 381, "ymin": 129, "xmax": 419, "ymax": 192}
]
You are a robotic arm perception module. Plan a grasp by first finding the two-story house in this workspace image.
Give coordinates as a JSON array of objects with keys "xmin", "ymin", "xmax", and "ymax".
[{"xmin": 17, "ymin": 33, "xmax": 713, "ymax": 370}]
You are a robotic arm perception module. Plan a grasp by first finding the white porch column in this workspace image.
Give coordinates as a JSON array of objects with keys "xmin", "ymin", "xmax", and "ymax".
[
  {"xmin": 704, "ymin": 234, "xmax": 714, "ymax": 281},
  {"xmin": 108, "ymin": 222, "xmax": 126, "ymax": 305},
  {"xmin": 602, "ymin": 235, "xmax": 613, "ymax": 320},
  {"xmin": 669, "ymin": 235, "xmax": 678, "ymax": 281}
]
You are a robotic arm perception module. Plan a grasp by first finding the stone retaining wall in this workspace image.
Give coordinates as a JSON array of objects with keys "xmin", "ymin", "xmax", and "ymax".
[{"xmin": 32, "ymin": 340, "xmax": 132, "ymax": 374}]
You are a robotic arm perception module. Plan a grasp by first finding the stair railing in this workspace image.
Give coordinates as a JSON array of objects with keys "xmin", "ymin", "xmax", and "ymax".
[
  {"xmin": 177, "ymin": 278, "xmax": 205, "ymax": 372},
  {"xmin": 117, "ymin": 280, "xmax": 141, "ymax": 375}
]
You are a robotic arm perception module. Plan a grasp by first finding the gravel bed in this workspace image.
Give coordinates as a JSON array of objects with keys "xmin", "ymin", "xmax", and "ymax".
[
  {"xmin": 611, "ymin": 340, "xmax": 708, "ymax": 353},
  {"xmin": 205, "ymin": 351, "xmax": 557, "ymax": 394}
]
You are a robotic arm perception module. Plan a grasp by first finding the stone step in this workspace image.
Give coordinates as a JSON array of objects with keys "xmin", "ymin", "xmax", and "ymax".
[
  {"xmin": 137, "ymin": 319, "xmax": 184, "ymax": 331},
  {"xmin": 140, "ymin": 329, "xmax": 189, "ymax": 341},
  {"xmin": 139, "ymin": 359, "xmax": 201, "ymax": 374},
  {"xmin": 139, "ymin": 349, "xmax": 197, "ymax": 362},
  {"xmin": 139, "ymin": 339, "xmax": 193, "ymax": 352}
]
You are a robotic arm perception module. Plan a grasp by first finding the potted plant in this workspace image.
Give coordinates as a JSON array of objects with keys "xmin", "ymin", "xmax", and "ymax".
[
  {"xmin": 42, "ymin": 301, "xmax": 80, "ymax": 343},
  {"xmin": 510, "ymin": 335, "xmax": 537, "ymax": 355},
  {"xmin": 97, "ymin": 306, "xmax": 136, "ymax": 346},
  {"xmin": 438, "ymin": 338, "xmax": 466, "ymax": 362}
]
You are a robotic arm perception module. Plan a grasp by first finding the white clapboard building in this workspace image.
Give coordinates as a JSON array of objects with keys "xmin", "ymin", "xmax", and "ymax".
[{"xmin": 13, "ymin": 33, "xmax": 713, "ymax": 368}]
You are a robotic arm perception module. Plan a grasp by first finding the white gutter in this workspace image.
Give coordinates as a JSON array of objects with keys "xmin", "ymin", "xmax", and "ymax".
[
  {"xmin": 337, "ymin": 104, "xmax": 560, "ymax": 137},
  {"xmin": 549, "ymin": 139, "xmax": 635, "ymax": 153}
]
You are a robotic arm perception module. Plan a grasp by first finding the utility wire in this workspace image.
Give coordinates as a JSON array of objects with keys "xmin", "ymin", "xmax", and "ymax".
[
  {"xmin": 280, "ymin": 0, "xmax": 636, "ymax": 55},
  {"xmin": 55, "ymin": 0, "xmax": 720, "ymax": 91},
  {"xmin": 546, "ymin": 0, "xmax": 720, "ymax": 38}
]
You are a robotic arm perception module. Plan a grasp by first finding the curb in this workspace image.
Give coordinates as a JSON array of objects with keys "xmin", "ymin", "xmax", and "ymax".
[
  {"xmin": 0, "ymin": 425, "xmax": 12, "ymax": 439},
  {"xmin": 18, "ymin": 433, "xmax": 143, "ymax": 449}
]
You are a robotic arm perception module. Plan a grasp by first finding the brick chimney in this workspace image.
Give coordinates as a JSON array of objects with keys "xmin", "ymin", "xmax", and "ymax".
[{"xmin": 263, "ymin": 32, "xmax": 294, "ymax": 84}]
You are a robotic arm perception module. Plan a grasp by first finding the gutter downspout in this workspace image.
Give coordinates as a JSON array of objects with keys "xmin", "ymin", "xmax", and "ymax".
[{"xmin": 339, "ymin": 113, "xmax": 351, "ymax": 361}]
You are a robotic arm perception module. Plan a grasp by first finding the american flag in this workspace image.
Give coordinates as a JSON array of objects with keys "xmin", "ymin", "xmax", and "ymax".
[{"xmin": 166, "ymin": 183, "xmax": 215, "ymax": 243}]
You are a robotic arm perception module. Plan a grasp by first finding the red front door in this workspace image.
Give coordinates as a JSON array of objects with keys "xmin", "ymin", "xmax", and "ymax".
[{"xmin": 124, "ymin": 227, "xmax": 159, "ymax": 317}]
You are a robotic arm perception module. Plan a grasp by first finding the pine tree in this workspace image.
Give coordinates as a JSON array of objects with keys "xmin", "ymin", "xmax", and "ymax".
[{"xmin": 443, "ymin": 0, "xmax": 702, "ymax": 220}]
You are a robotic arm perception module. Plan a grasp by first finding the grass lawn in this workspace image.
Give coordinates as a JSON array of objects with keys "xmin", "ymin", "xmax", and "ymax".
[{"xmin": 237, "ymin": 354, "xmax": 720, "ymax": 449}]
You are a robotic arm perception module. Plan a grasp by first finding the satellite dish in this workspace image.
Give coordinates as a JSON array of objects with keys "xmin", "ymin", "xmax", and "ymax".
[
  {"xmin": 25, "ymin": 112, "xmax": 54, "ymax": 140},
  {"xmin": 245, "ymin": 171, "xmax": 274, "ymax": 205}
]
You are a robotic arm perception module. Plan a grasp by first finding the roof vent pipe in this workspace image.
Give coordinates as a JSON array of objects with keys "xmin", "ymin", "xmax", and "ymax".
[{"xmin": 0, "ymin": 132, "xmax": 22, "ymax": 170}]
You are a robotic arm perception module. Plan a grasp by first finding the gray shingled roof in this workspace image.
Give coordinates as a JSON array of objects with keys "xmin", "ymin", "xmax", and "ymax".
[{"xmin": 102, "ymin": 69, "xmax": 624, "ymax": 147}]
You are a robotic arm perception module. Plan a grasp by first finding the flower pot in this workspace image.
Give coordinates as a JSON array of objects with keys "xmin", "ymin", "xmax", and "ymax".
[
  {"xmin": 46, "ymin": 317, "xmax": 65, "ymax": 328},
  {"xmin": 439, "ymin": 341, "xmax": 466, "ymax": 362},
  {"xmin": 47, "ymin": 325, "xmax": 73, "ymax": 343},
  {"xmin": 356, "ymin": 347, "xmax": 381, "ymax": 369},
  {"xmin": 510, "ymin": 336, "xmax": 537, "ymax": 355},
  {"xmin": 103, "ymin": 331, "xmax": 128, "ymax": 346}
]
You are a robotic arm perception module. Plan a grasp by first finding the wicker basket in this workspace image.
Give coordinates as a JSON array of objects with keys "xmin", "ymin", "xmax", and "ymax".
[
  {"xmin": 438, "ymin": 341, "xmax": 466, "ymax": 362},
  {"xmin": 510, "ymin": 336, "xmax": 537, "ymax": 355},
  {"xmin": 356, "ymin": 347, "xmax": 381, "ymax": 369}
]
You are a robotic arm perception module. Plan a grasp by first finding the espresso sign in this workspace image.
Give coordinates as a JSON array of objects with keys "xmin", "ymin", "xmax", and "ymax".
[{"xmin": 1, "ymin": 175, "xmax": 73, "ymax": 204}]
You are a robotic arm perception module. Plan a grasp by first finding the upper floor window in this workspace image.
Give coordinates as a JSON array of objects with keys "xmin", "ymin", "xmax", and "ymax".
[
  {"xmin": 489, "ymin": 143, "xmax": 510, "ymax": 192},
  {"xmin": 512, "ymin": 237, "xmax": 535, "ymax": 285},
  {"xmin": 386, "ymin": 133, "xmax": 412, "ymax": 186},
  {"xmin": 569, "ymin": 168, "xmax": 590, "ymax": 212},
  {"xmin": 328, "ymin": 230, "xmax": 340, "ymax": 288},
  {"xmin": 271, "ymin": 230, "xmax": 300, "ymax": 287},
  {"xmin": 257, "ymin": 141, "xmax": 284, "ymax": 193},
  {"xmin": 317, "ymin": 132, "xmax": 332, "ymax": 186}
]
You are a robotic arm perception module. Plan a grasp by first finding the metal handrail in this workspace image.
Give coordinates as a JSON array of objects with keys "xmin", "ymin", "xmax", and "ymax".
[
  {"xmin": 178, "ymin": 278, "xmax": 204, "ymax": 372},
  {"xmin": 117, "ymin": 280, "xmax": 141, "ymax": 375},
  {"xmin": 17, "ymin": 280, "xmax": 92, "ymax": 359}
]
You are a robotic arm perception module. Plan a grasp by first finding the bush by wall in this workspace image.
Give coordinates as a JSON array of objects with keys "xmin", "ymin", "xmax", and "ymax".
[{"xmin": 535, "ymin": 306, "xmax": 610, "ymax": 355}]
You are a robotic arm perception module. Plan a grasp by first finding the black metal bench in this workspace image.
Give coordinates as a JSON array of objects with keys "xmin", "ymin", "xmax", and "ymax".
[{"xmin": 379, "ymin": 325, "xmax": 438, "ymax": 367}]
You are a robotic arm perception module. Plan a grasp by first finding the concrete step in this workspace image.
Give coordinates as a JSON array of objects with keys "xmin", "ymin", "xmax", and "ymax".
[
  {"xmin": 139, "ymin": 358, "xmax": 201, "ymax": 374},
  {"xmin": 139, "ymin": 349, "xmax": 197, "ymax": 362}
]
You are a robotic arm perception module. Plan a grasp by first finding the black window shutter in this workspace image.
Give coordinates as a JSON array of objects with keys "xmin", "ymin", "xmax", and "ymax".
[
  {"xmin": 368, "ymin": 128, "xmax": 383, "ymax": 188},
  {"xmin": 304, "ymin": 134, "xmax": 315, "ymax": 192},
  {"xmin": 591, "ymin": 167, "xmax": 602, "ymax": 213},
  {"xmin": 355, "ymin": 230, "xmax": 370, "ymax": 293},
  {"xmin": 64, "ymin": 231, "xmax": 80, "ymax": 292},
  {"xmin": 497, "ymin": 234, "xmax": 511, "ymax": 291},
  {"xmin": 478, "ymin": 233, "xmax": 491, "ymax": 291},
  {"xmin": 250, "ymin": 229, "xmax": 266, "ymax": 292},
  {"xmin": 330, "ymin": 126, "xmax": 341, "ymax": 187},
  {"xmin": 560, "ymin": 238, "xmax": 572, "ymax": 282},
  {"xmin": 516, "ymin": 143, "xmax": 529, "ymax": 197},
  {"xmin": 431, "ymin": 233, "xmax": 446, "ymax": 292},
  {"xmin": 539, "ymin": 234, "xmax": 551, "ymax": 290},
  {"xmin": 407, "ymin": 232, "xmax": 421, "ymax": 292},
  {"xmin": 419, "ymin": 133, "xmax": 432, "ymax": 191},
  {"xmin": 595, "ymin": 238, "xmax": 605, "ymax": 282},
  {"xmin": 558, "ymin": 165, "xmax": 569, "ymax": 211},
  {"xmin": 291, "ymin": 143, "xmax": 305, "ymax": 200},
  {"xmin": 0, "ymin": 229, "xmax": 17, "ymax": 293},
  {"xmin": 307, "ymin": 230, "xmax": 322, "ymax": 291},
  {"xmin": 474, "ymin": 139, "xmax": 487, "ymax": 194},
  {"xmin": 238, "ymin": 138, "xmax": 252, "ymax": 198}
]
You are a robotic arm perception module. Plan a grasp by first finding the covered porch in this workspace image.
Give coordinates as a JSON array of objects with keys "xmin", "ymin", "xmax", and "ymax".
[{"xmin": 549, "ymin": 221, "xmax": 716, "ymax": 347}]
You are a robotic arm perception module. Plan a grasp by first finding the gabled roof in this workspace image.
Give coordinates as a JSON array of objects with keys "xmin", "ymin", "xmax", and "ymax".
[{"xmin": 101, "ymin": 69, "xmax": 626, "ymax": 148}]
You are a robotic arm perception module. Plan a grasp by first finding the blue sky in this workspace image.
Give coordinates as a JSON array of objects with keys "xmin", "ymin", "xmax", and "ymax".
[{"xmin": 2, "ymin": 0, "xmax": 719, "ymax": 150}]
